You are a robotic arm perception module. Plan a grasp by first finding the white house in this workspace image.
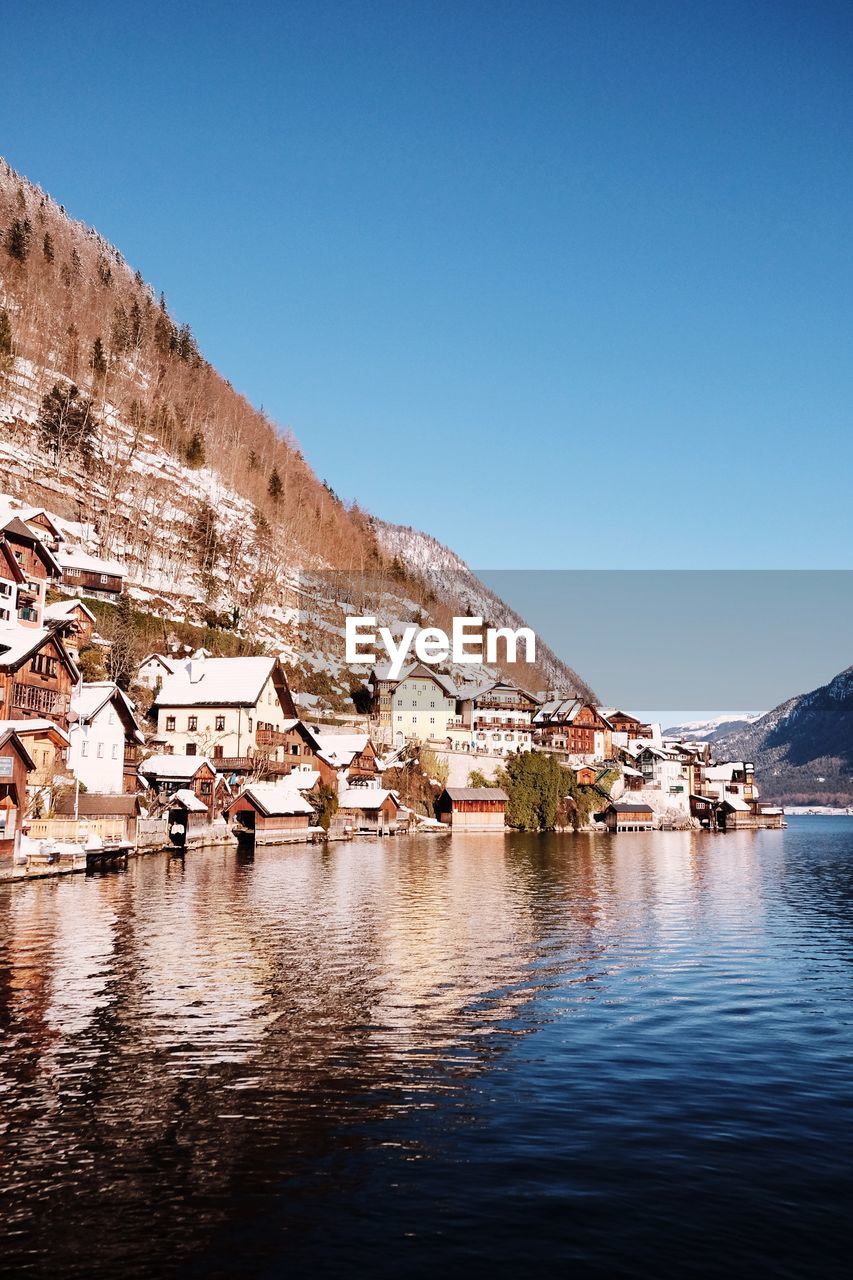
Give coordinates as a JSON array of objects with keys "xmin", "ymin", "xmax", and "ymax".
[
  {"xmin": 136, "ymin": 653, "xmax": 178, "ymax": 691},
  {"xmin": 153, "ymin": 655, "xmax": 297, "ymax": 766},
  {"xmin": 385, "ymin": 663, "xmax": 459, "ymax": 745},
  {"xmin": 67, "ymin": 682, "xmax": 144, "ymax": 794}
]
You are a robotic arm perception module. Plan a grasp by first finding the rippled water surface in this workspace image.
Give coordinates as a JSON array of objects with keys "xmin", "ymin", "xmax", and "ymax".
[{"xmin": 1, "ymin": 818, "xmax": 852, "ymax": 1278}]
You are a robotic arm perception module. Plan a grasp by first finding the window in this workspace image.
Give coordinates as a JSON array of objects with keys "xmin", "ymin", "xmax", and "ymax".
[
  {"xmin": 111, "ymin": 744, "xmax": 118, "ymax": 759},
  {"xmin": 188, "ymin": 715, "xmax": 198, "ymax": 731},
  {"xmin": 166, "ymin": 716, "xmax": 176, "ymax": 732},
  {"xmin": 248, "ymin": 718, "xmax": 253, "ymax": 732},
  {"xmin": 81, "ymin": 742, "xmax": 89, "ymax": 757},
  {"xmin": 215, "ymin": 715, "xmax": 225, "ymax": 731},
  {"xmin": 213, "ymin": 745, "xmax": 223, "ymax": 760},
  {"xmin": 186, "ymin": 743, "xmax": 197, "ymax": 756},
  {"xmin": 99, "ymin": 574, "xmax": 109, "ymax": 584},
  {"xmin": 200, "ymin": 781, "xmax": 212, "ymax": 796},
  {"xmin": 291, "ymin": 744, "xmax": 299, "ymax": 755},
  {"xmin": 97, "ymin": 743, "xmax": 103, "ymax": 758}
]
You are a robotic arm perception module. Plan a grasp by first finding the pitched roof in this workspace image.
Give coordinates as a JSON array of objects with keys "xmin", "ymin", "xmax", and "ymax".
[
  {"xmin": 442, "ymin": 786, "xmax": 509, "ymax": 802},
  {"xmin": 338, "ymin": 786, "xmax": 400, "ymax": 811},
  {"xmin": 0, "ymin": 728, "xmax": 36, "ymax": 771},
  {"xmin": 44, "ymin": 598, "xmax": 97, "ymax": 625},
  {"xmin": 720, "ymin": 796, "xmax": 751, "ymax": 812},
  {"xmin": 235, "ymin": 782, "xmax": 315, "ymax": 817},
  {"xmin": 609, "ymin": 802, "xmax": 654, "ymax": 814},
  {"xmin": 168, "ymin": 788, "xmax": 209, "ymax": 812},
  {"xmin": 70, "ymin": 682, "xmax": 144, "ymax": 743},
  {"xmin": 1, "ymin": 515, "xmax": 63, "ymax": 576},
  {"xmin": 0, "ymin": 717, "xmax": 69, "ymax": 746},
  {"xmin": 0, "ymin": 624, "xmax": 79, "ymax": 679},
  {"xmin": 54, "ymin": 792, "xmax": 141, "ymax": 817},
  {"xmin": 56, "ymin": 545, "xmax": 126, "ymax": 577},
  {"xmin": 304, "ymin": 728, "xmax": 372, "ymax": 768},
  {"xmin": 154, "ymin": 656, "xmax": 283, "ymax": 708},
  {"xmin": 139, "ymin": 753, "xmax": 215, "ymax": 781}
]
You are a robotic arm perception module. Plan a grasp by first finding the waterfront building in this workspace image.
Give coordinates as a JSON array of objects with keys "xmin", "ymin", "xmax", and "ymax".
[{"xmin": 435, "ymin": 786, "xmax": 508, "ymax": 831}]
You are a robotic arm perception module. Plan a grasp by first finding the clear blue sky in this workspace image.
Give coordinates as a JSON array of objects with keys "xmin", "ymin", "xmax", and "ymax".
[{"xmin": 4, "ymin": 0, "xmax": 852, "ymax": 569}]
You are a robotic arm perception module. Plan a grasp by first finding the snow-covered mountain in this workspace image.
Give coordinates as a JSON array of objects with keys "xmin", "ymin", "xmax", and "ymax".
[
  {"xmin": 663, "ymin": 712, "xmax": 763, "ymax": 743},
  {"xmin": 713, "ymin": 666, "xmax": 853, "ymax": 803}
]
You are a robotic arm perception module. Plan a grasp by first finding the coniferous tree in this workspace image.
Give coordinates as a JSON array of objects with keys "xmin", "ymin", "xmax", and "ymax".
[
  {"xmin": 0, "ymin": 309, "xmax": 14, "ymax": 375},
  {"xmin": 185, "ymin": 430, "xmax": 206, "ymax": 468},
  {"xmin": 5, "ymin": 218, "xmax": 32, "ymax": 262},
  {"xmin": 267, "ymin": 467, "xmax": 282, "ymax": 501},
  {"xmin": 90, "ymin": 336, "xmax": 108, "ymax": 377},
  {"xmin": 42, "ymin": 232, "xmax": 55, "ymax": 263},
  {"xmin": 37, "ymin": 383, "xmax": 98, "ymax": 469}
]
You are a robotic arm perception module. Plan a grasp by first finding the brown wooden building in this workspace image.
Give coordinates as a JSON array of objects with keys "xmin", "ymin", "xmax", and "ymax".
[
  {"xmin": 0, "ymin": 728, "xmax": 35, "ymax": 864},
  {"xmin": 435, "ymin": 786, "xmax": 508, "ymax": 831}
]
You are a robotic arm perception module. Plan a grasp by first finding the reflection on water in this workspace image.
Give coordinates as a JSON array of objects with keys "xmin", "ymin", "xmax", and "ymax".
[{"xmin": 1, "ymin": 821, "xmax": 851, "ymax": 1278}]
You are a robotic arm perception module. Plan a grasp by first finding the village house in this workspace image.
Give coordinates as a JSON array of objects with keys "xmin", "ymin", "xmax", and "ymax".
[
  {"xmin": 135, "ymin": 653, "xmax": 178, "ymax": 691},
  {"xmin": 331, "ymin": 785, "xmax": 401, "ymax": 835},
  {"xmin": 453, "ymin": 678, "xmax": 540, "ymax": 755},
  {"xmin": 153, "ymin": 655, "xmax": 298, "ymax": 771},
  {"xmin": 0, "ymin": 511, "xmax": 80, "ymax": 732},
  {"xmin": 66, "ymin": 682, "xmax": 144, "ymax": 795},
  {"xmin": 226, "ymin": 781, "xmax": 317, "ymax": 844},
  {"xmin": 0, "ymin": 727, "xmax": 35, "ymax": 865},
  {"xmin": 0, "ymin": 717, "xmax": 69, "ymax": 791},
  {"xmin": 56, "ymin": 545, "xmax": 126, "ymax": 598},
  {"xmin": 43, "ymin": 598, "xmax": 96, "ymax": 662},
  {"xmin": 698, "ymin": 761, "xmax": 757, "ymax": 804},
  {"xmin": 435, "ymin": 786, "xmax": 508, "ymax": 831},
  {"xmin": 137, "ymin": 753, "xmax": 224, "ymax": 815},
  {"xmin": 599, "ymin": 709, "xmax": 652, "ymax": 745},
  {"xmin": 378, "ymin": 663, "xmax": 460, "ymax": 745},
  {"xmin": 532, "ymin": 698, "xmax": 611, "ymax": 760}
]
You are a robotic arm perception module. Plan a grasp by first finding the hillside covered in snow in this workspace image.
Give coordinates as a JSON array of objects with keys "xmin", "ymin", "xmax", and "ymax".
[{"xmin": 0, "ymin": 157, "xmax": 592, "ymax": 704}]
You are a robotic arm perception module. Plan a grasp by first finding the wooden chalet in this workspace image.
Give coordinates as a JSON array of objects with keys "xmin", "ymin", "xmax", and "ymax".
[
  {"xmin": 533, "ymin": 698, "xmax": 611, "ymax": 756},
  {"xmin": 226, "ymin": 782, "xmax": 316, "ymax": 844},
  {"xmin": 0, "ymin": 627, "xmax": 79, "ymax": 731},
  {"xmin": 602, "ymin": 801, "xmax": 654, "ymax": 832},
  {"xmin": 435, "ymin": 786, "xmax": 508, "ymax": 831}
]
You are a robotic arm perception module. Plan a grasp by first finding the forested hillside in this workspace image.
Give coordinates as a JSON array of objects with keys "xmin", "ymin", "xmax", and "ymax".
[{"xmin": 0, "ymin": 157, "xmax": 591, "ymax": 700}]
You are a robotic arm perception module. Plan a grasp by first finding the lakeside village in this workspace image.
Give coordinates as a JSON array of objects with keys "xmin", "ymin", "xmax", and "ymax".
[{"xmin": 0, "ymin": 494, "xmax": 785, "ymax": 883}]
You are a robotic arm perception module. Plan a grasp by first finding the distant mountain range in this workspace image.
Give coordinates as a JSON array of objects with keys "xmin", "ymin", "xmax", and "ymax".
[
  {"xmin": 711, "ymin": 666, "xmax": 853, "ymax": 804},
  {"xmin": 663, "ymin": 712, "xmax": 763, "ymax": 743}
]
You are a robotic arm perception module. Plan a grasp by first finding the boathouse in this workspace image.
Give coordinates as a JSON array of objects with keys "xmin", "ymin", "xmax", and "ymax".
[
  {"xmin": 333, "ymin": 785, "xmax": 401, "ymax": 836},
  {"xmin": 602, "ymin": 801, "xmax": 654, "ymax": 832},
  {"xmin": 435, "ymin": 786, "xmax": 508, "ymax": 831},
  {"xmin": 225, "ymin": 782, "xmax": 316, "ymax": 844}
]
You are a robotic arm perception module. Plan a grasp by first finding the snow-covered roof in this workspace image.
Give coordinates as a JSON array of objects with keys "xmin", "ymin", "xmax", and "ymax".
[
  {"xmin": 169, "ymin": 788, "xmax": 208, "ymax": 812},
  {"xmin": 138, "ymin": 652, "xmax": 178, "ymax": 672},
  {"xmin": 306, "ymin": 730, "xmax": 371, "ymax": 768},
  {"xmin": 56, "ymin": 545, "xmax": 126, "ymax": 577},
  {"xmin": 237, "ymin": 782, "xmax": 315, "ymax": 817},
  {"xmin": 44, "ymin": 598, "xmax": 97, "ymax": 625},
  {"xmin": 338, "ymin": 786, "xmax": 400, "ymax": 811},
  {"xmin": 0, "ymin": 625, "xmax": 67, "ymax": 669},
  {"xmin": 533, "ymin": 697, "xmax": 583, "ymax": 724},
  {"xmin": 71, "ymin": 681, "xmax": 144, "ymax": 742},
  {"xmin": 705, "ymin": 762, "xmax": 750, "ymax": 781},
  {"xmin": 721, "ymin": 796, "xmax": 751, "ymax": 812},
  {"xmin": 442, "ymin": 787, "xmax": 509, "ymax": 802},
  {"xmin": 289, "ymin": 768, "xmax": 320, "ymax": 790},
  {"xmin": 154, "ymin": 656, "xmax": 279, "ymax": 707},
  {"xmin": 0, "ymin": 717, "xmax": 69, "ymax": 744},
  {"xmin": 139, "ymin": 753, "xmax": 214, "ymax": 780}
]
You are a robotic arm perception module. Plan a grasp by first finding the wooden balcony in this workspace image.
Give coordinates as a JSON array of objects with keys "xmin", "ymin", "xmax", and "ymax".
[{"xmin": 255, "ymin": 728, "xmax": 291, "ymax": 747}]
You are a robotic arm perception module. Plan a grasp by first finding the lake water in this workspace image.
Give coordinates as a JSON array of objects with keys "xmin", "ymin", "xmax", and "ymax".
[{"xmin": 1, "ymin": 818, "xmax": 851, "ymax": 1278}]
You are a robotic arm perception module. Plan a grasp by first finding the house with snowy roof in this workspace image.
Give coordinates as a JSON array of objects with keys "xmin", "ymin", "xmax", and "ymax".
[
  {"xmin": 371, "ymin": 662, "xmax": 460, "ymax": 745},
  {"xmin": 153, "ymin": 654, "xmax": 297, "ymax": 773},
  {"xmin": 66, "ymin": 681, "xmax": 145, "ymax": 795},
  {"xmin": 452, "ymin": 677, "xmax": 540, "ymax": 756},
  {"xmin": 56, "ymin": 544, "xmax": 125, "ymax": 598},
  {"xmin": 532, "ymin": 698, "xmax": 611, "ymax": 760},
  {"xmin": 43, "ymin": 598, "xmax": 96, "ymax": 661},
  {"xmin": 135, "ymin": 652, "xmax": 179, "ymax": 691}
]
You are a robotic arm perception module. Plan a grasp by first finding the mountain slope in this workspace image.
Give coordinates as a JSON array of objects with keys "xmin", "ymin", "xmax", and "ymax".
[
  {"xmin": 715, "ymin": 666, "xmax": 853, "ymax": 803},
  {"xmin": 0, "ymin": 157, "xmax": 591, "ymax": 702}
]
